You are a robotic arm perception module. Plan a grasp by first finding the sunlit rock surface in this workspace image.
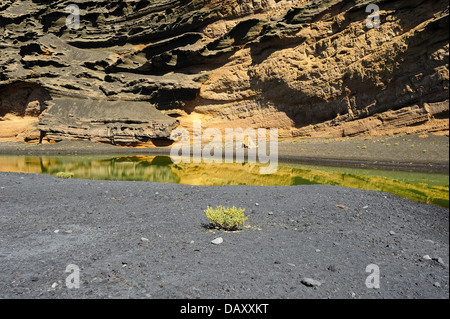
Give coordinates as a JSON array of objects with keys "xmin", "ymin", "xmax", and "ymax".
[{"xmin": 0, "ymin": 0, "xmax": 448, "ymax": 144}]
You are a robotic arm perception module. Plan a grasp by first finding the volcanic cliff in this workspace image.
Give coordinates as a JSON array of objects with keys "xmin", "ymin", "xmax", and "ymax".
[{"xmin": 0, "ymin": 0, "xmax": 448, "ymax": 146}]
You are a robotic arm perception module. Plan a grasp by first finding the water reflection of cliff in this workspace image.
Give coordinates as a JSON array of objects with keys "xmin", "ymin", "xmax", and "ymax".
[
  {"xmin": 0, "ymin": 155, "xmax": 180, "ymax": 184},
  {"xmin": 0, "ymin": 155, "xmax": 448, "ymax": 208}
]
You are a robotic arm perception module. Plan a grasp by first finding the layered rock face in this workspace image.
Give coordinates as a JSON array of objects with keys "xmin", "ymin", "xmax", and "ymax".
[
  {"xmin": 0, "ymin": 0, "xmax": 448, "ymax": 144},
  {"xmin": 39, "ymin": 98, "xmax": 179, "ymax": 146}
]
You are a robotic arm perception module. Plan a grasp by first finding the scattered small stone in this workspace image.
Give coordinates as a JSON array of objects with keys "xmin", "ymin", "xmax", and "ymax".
[
  {"xmin": 268, "ymin": 212, "xmax": 273, "ymax": 215},
  {"xmin": 287, "ymin": 263, "xmax": 295, "ymax": 267},
  {"xmin": 301, "ymin": 278, "xmax": 322, "ymax": 287},
  {"xmin": 433, "ymin": 257, "xmax": 445, "ymax": 266},
  {"xmin": 434, "ymin": 282, "xmax": 441, "ymax": 288},
  {"xmin": 211, "ymin": 237, "xmax": 223, "ymax": 245},
  {"xmin": 389, "ymin": 231, "xmax": 396, "ymax": 236},
  {"xmin": 362, "ymin": 206, "xmax": 369, "ymax": 209},
  {"xmin": 315, "ymin": 249, "xmax": 321, "ymax": 252},
  {"xmin": 155, "ymin": 192, "xmax": 159, "ymax": 195},
  {"xmin": 190, "ymin": 240, "xmax": 195, "ymax": 244},
  {"xmin": 141, "ymin": 237, "xmax": 149, "ymax": 242},
  {"xmin": 51, "ymin": 282, "xmax": 58, "ymax": 289},
  {"xmin": 336, "ymin": 205, "xmax": 348, "ymax": 210},
  {"xmin": 423, "ymin": 255, "xmax": 432, "ymax": 261},
  {"xmin": 64, "ymin": 230, "xmax": 72, "ymax": 234},
  {"xmin": 327, "ymin": 265, "xmax": 339, "ymax": 272},
  {"xmin": 333, "ymin": 242, "xmax": 340, "ymax": 246},
  {"xmin": 255, "ymin": 203, "xmax": 259, "ymax": 206},
  {"xmin": 54, "ymin": 230, "xmax": 59, "ymax": 234}
]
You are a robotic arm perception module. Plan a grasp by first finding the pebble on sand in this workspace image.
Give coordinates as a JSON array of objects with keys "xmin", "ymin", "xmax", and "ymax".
[
  {"xmin": 301, "ymin": 278, "xmax": 322, "ymax": 287},
  {"xmin": 433, "ymin": 257, "xmax": 445, "ymax": 266},
  {"xmin": 211, "ymin": 237, "xmax": 223, "ymax": 245}
]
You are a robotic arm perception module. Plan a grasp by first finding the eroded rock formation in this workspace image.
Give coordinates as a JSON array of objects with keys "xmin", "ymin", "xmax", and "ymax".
[
  {"xmin": 38, "ymin": 98, "xmax": 179, "ymax": 146},
  {"xmin": 0, "ymin": 0, "xmax": 448, "ymax": 145}
]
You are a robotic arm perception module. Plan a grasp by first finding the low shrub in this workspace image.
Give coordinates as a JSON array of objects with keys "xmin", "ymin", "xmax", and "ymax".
[
  {"xmin": 204, "ymin": 205, "xmax": 248, "ymax": 231},
  {"xmin": 55, "ymin": 172, "xmax": 74, "ymax": 179}
]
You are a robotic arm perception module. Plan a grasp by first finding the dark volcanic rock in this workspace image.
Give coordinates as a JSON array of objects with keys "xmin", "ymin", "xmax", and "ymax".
[{"xmin": 38, "ymin": 98, "xmax": 179, "ymax": 146}]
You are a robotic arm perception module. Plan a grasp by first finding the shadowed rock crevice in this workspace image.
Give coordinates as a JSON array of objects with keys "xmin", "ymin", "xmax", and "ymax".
[{"xmin": 0, "ymin": 82, "xmax": 51, "ymax": 117}]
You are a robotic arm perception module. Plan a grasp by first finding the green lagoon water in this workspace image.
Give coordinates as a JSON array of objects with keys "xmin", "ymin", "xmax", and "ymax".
[{"xmin": 0, "ymin": 155, "xmax": 448, "ymax": 208}]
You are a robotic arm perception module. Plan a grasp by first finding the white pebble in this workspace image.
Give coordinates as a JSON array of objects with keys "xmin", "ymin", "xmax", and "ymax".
[
  {"xmin": 301, "ymin": 278, "xmax": 322, "ymax": 287},
  {"xmin": 211, "ymin": 237, "xmax": 223, "ymax": 245}
]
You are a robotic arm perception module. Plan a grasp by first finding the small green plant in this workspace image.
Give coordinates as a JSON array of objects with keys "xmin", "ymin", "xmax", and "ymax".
[
  {"xmin": 362, "ymin": 146, "xmax": 367, "ymax": 149},
  {"xmin": 55, "ymin": 172, "xmax": 74, "ymax": 179},
  {"xmin": 204, "ymin": 206, "xmax": 248, "ymax": 231}
]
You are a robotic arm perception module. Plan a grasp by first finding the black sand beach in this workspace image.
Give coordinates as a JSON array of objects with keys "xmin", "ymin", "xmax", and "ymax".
[{"xmin": 0, "ymin": 171, "xmax": 448, "ymax": 299}]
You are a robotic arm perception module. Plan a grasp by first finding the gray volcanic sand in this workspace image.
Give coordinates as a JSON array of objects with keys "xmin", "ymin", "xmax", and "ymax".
[{"xmin": 0, "ymin": 172, "xmax": 448, "ymax": 299}]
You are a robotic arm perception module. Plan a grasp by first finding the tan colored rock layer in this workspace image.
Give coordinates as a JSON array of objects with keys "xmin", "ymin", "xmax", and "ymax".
[{"xmin": 187, "ymin": 0, "xmax": 449, "ymax": 137}]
